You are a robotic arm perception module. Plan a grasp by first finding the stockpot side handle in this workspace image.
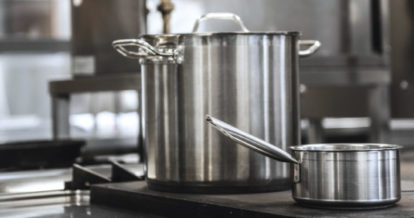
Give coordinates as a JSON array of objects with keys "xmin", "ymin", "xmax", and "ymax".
[
  {"xmin": 192, "ymin": 12, "xmax": 249, "ymax": 32},
  {"xmin": 112, "ymin": 39, "xmax": 175, "ymax": 59},
  {"xmin": 298, "ymin": 40, "xmax": 321, "ymax": 57},
  {"xmin": 206, "ymin": 115, "xmax": 299, "ymax": 164}
]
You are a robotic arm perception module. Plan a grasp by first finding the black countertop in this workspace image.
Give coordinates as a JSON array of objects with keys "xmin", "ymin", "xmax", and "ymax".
[
  {"xmin": 91, "ymin": 181, "xmax": 414, "ymax": 218},
  {"xmin": 89, "ymin": 153, "xmax": 414, "ymax": 217}
]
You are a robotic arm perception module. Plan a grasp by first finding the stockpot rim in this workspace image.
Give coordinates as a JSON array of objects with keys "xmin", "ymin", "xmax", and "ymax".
[
  {"xmin": 290, "ymin": 143, "xmax": 403, "ymax": 152},
  {"xmin": 140, "ymin": 31, "xmax": 300, "ymax": 39}
]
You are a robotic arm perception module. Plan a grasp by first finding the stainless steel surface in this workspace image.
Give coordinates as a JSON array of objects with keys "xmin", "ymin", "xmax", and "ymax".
[
  {"xmin": 0, "ymin": 164, "xmax": 145, "ymax": 195},
  {"xmin": 142, "ymin": 31, "xmax": 299, "ymax": 190},
  {"xmin": 0, "ymin": 163, "xmax": 148, "ymax": 217},
  {"xmin": 114, "ymin": 13, "xmax": 319, "ymax": 192},
  {"xmin": 291, "ymin": 146, "xmax": 400, "ymax": 207},
  {"xmin": 207, "ymin": 116, "xmax": 401, "ymax": 206},
  {"xmin": 291, "ymin": 143, "xmax": 402, "ymax": 151},
  {"xmin": 0, "ymin": 190, "xmax": 163, "ymax": 218},
  {"xmin": 71, "ymin": 0, "xmax": 146, "ymax": 76},
  {"xmin": 0, "ymin": 190, "xmax": 88, "ymax": 203}
]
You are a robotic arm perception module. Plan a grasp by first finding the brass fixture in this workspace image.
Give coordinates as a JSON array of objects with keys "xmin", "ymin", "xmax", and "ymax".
[{"xmin": 157, "ymin": 0, "xmax": 174, "ymax": 33}]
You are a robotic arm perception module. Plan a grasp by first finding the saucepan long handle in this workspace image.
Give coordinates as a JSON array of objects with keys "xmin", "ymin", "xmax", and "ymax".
[{"xmin": 206, "ymin": 115, "xmax": 299, "ymax": 164}]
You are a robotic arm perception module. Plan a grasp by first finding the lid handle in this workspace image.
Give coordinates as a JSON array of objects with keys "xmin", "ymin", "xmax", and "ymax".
[{"xmin": 192, "ymin": 13, "xmax": 249, "ymax": 33}]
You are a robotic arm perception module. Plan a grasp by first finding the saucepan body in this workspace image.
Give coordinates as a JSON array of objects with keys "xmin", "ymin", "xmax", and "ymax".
[
  {"xmin": 206, "ymin": 115, "xmax": 401, "ymax": 207},
  {"xmin": 291, "ymin": 144, "xmax": 401, "ymax": 207}
]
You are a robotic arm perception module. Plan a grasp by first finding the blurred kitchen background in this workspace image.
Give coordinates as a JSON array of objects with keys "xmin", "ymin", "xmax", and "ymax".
[{"xmin": 0, "ymin": 0, "xmax": 414, "ymax": 166}]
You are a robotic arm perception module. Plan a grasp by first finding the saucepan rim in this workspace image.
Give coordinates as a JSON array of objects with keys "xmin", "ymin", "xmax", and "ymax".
[{"xmin": 290, "ymin": 143, "xmax": 403, "ymax": 152}]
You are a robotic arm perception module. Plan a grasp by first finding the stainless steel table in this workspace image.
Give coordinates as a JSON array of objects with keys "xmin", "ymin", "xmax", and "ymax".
[{"xmin": 48, "ymin": 74, "xmax": 141, "ymax": 140}]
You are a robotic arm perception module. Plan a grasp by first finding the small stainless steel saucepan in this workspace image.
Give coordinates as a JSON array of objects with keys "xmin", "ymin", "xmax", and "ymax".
[{"xmin": 206, "ymin": 115, "xmax": 402, "ymax": 208}]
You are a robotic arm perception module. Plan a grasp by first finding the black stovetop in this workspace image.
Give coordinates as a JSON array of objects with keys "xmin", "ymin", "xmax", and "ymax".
[{"xmin": 90, "ymin": 181, "xmax": 414, "ymax": 218}]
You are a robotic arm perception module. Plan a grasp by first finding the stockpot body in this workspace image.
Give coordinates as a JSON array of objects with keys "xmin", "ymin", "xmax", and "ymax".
[
  {"xmin": 140, "ymin": 32, "xmax": 301, "ymax": 192},
  {"xmin": 291, "ymin": 145, "xmax": 401, "ymax": 207}
]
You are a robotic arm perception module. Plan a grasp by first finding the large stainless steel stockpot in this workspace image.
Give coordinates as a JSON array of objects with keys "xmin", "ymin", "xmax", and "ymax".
[
  {"xmin": 207, "ymin": 115, "xmax": 402, "ymax": 208},
  {"xmin": 113, "ymin": 13, "xmax": 320, "ymax": 193}
]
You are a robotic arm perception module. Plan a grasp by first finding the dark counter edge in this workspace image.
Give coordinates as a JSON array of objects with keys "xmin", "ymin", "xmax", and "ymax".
[
  {"xmin": 90, "ymin": 181, "xmax": 414, "ymax": 218},
  {"xmin": 90, "ymin": 182, "xmax": 290, "ymax": 218}
]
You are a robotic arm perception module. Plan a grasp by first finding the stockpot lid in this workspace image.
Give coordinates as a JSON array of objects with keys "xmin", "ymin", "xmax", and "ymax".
[
  {"xmin": 141, "ymin": 11, "xmax": 299, "ymax": 43},
  {"xmin": 112, "ymin": 13, "xmax": 320, "ymax": 60},
  {"xmin": 140, "ymin": 11, "xmax": 300, "ymax": 39},
  {"xmin": 290, "ymin": 143, "xmax": 403, "ymax": 152}
]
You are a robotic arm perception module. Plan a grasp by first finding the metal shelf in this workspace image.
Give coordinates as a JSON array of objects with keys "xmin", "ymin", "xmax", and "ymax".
[{"xmin": 0, "ymin": 39, "xmax": 70, "ymax": 52}]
